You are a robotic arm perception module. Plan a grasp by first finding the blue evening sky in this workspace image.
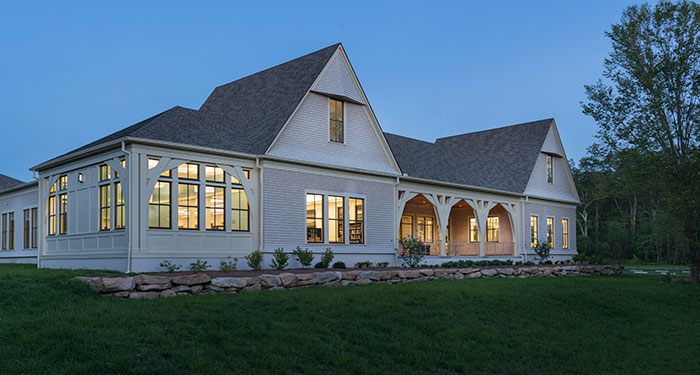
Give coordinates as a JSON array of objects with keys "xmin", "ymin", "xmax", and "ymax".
[{"xmin": 0, "ymin": 1, "xmax": 648, "ymax": 181}]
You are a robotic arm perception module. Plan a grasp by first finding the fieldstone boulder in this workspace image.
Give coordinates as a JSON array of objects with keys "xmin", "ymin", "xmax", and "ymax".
[
  {"xmin": 481, "ymin": 269, "xmax": 498, "ymax": 277},
  {"xmin": 136, "ymin": 283, "xmax": 171, "ymax": 291},
  {"xmin": 211, "ymin": 277, "xmax": 248, "ymax": 289},
  {"xmin": 313, "ymin": 271, "xmax": 341, "ymax": 284},
  {"xmin": 543, "ymin": 268, "xmax": 554, "ymax": 277},
  {"xmin": 113, "ymin": 291, "xmax": 130, "ymax": 298},
  {"xmin": 134, "ymin": 275, "xmax": 170, "ymax": 285},
  {"xmin": 259, "ymin": 275, "xmax": 281, "ymax": 288},
  {"xmin": 434, "ymin": 269, "xmax": 449, "ymax": 278},
  {"xmin": 467, "ymin": 271, "xmax": 481, "ymax": 278},
  {"xmin": 342, "ymin": 271, "xmax": 359, "ymax": 280},
  {"xmin": 297, "ymin": 273, "xmax": 316, "ymax": 286},
  {"xmin": 420, "ymin": 269, "xmax": 435, "ymax": 276},
  {"xmin": 171, "ymin": 273, "xmax": 211, "ymax": 286},
  {"xmin": 278, "ymin": 273, "xmax": 298, "ymax": 288},
  {"xmin": 190, "ymin": 285, "xmax": 203, "ymax": 294},
  {"xmin": 128, "ymin": 291, "xmax": 159, "ymax": 300},
  {"xmin": 459, "ymin": 268, "xmax": 477, "ymax": 275},
  {"xmin": 160, "ymin": 289, "xmax": 176, "ymax": 298},
  {"xmin": 171, "ymin": 285, "xmax": 191, "ymax": 293},
  {"xmin": 358, "ymin": 271, "xmax": 381, "ymax": 281},
  {"xmin": 398, "ymin": 270, "xmax": 421, "ymax": 279},
  {"xmin": 100, "ymin": 277, "xmax": 135, "ymax": 293},
  {"xmin": 498, "ymin": 268, "xmax": 515, "ymax": 276},
  {"xmin": 380, "ymin": 270, "xmax": 399, "ymax": 280},
  {"xmin": 355, "ymin": 278, "xmax": 373, "ymax": 285}
]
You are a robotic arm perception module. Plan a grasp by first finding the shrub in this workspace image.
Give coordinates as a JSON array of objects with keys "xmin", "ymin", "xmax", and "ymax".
[
  {"xmin": 544, "ymin": 260, "xmax": 553, "ymax": 265},
  {"xmin": 270, "ymin": 248, "xmax": 290, "ymax": 270},
  {"xmin": 219, "ymin": 256, "xmax": 238, "ymax": 272},
  {"xmin": 332, "ymin": 261, "xmax": 346, "ymax": 269},
  {"xmin": 534, "ymin": 242, "xmax": 552, "ymax": 264},
  {"xmin": 245, "ymin": 250, "xmax": 263, "ymax": 270},
  {"xmin": 160, "ymin": 260, "xmax": 181, "ymax": 273},
  {"xmin": 314, "ymin": 261, "xmax": 325, "ymax": 269},
  {"xmin": 189, "ymin": 259, "xmax": 210, "ymax": 271},
  {"xmin": 399, "ymin": 236, "xmax": 425, "ymax": 268},
  {"xmin": 292, "ymin": 246, "xmax": 314, "ymax": 267},
  {"xmin": 354, "ymin": 261, "xmax": 373, "ymax": 269},
  {"xmin": 376, "ymin": 262, "xmax": 389, "ymax": 269},
  {"xmin": 320, "ymin": 248, "xmax": 334, "ymax": 268}
]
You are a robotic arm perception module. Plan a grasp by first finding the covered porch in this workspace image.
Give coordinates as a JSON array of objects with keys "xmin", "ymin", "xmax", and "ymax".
[{"xmin": 396, "ymin": 190, "xmax": 519, "ymax": 259}]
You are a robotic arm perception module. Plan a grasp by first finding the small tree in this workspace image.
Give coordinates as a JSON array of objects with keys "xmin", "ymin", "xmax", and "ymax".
[
  {"xmin": 270, "ymin": 248, "xmax": 289, "ymax": 270},
  {"xmin": 292, "ymin": 246, "xmax": 314, "ymax": 267},
  {"xmin": 534, "ymin": 242, "xmax": 552, "ymax": 264},
  {"xmin": 219, "ymin": 256, "xmax": 237, "ymax": 272},
  {"xmin": 245, "ymin": 250, "xmax": 263, "ymax": 270},
  {"xmin": 399, "ymin": 236, "xmax": 425, "ymax": 268},
  {"xmin": 320, "ymin": 248, "xmax": 334, "ymax": 268}
]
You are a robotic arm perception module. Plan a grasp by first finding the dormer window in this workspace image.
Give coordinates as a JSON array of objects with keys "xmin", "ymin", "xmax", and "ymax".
[
  {"xmin": 546, "ymin": 154, "xmax": 553, "ymax": 183},
  {"xmin": 329, "ymin": 98, "xmax": 344, "ymax": 143}
]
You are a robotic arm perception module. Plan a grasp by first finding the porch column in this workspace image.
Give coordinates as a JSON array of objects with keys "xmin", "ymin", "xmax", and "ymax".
[
  {"xmin": 499, "ymin": 203, "xmax": 518, "ymax": 256},
  {"xmin": 395, "ymin": 191, "xmax": 417, "ymax": 242},
  {"xmin": 466, "ymin": 199, "xmax": 496, "ymax": 257},
  {"xmin": 425, "ymin": 194, "xmax": 457, "ymax": 256}
]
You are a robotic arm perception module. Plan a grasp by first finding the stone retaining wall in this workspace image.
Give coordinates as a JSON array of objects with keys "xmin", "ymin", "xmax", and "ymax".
[{"xmin": 76, "ymin": 265, "xmax": 624, "ymax": 299}]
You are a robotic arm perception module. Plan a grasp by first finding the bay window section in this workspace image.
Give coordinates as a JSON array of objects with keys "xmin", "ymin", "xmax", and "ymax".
[
  {"xmin": 487, "ymin": 216, "xmax": 499, "ymax": 242},
  {"xmin": 206, "ymin": 186, "xmax": 225, "ymax": 230},
  {"xmin": 328, "ymin": 196, "xmax": 344, "ymax": 243},
  {"xmin": 231, "ymin": 187, "xmax": 249, "ymax": 231},
  {"xmin": 306, "ymin": 193, "xmax": 323, "ymax": 243},
  {"xmin": 530, "ymin": 216, "xmax": 538, "ymax": 247},
  {"xmin": 178, "ymin": 183, "xmax": 199, "ymax": 230},
  {"xmin": 349, "ymin": 197, "xmax": 364, "ymax": 244},
  {"xmin": 469, "ymin": 217, "xmax": 479, "ymax": 242},
  {"xmin": 149, "ymin": 181, "xmax": 171, "ymax": 229},
  {"xmin": 99, "ymin": 184, "xmax": 111, "ymax": 231}
]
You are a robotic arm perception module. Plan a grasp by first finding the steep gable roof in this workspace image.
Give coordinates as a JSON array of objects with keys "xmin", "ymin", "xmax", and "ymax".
[
  {"xmin": 0, "ymin": 173, "xmax": 25, "ymax": 192},
  {"xmin": 38, "ymin": 43, "xmax": 341, "ymax": 168},
  {"xmin": 385, "ymin": 119, "xmax": 553, "ymax": 193}
]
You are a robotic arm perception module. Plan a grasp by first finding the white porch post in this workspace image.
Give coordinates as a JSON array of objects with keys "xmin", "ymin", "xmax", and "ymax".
[
  {"xmin": 466, "ymin": 199, "xmax": 496, "ymax": 257},
  {"xmin": 499, "ymin": 203, "xmax": 518, "ymax": 257},
  {"xmin": 395, "ymin": 190, "xmax": 417, "ymax": 241},
  {"xmin": 425, "ymin": 194, "xmax": 457, "ymax": 257}
]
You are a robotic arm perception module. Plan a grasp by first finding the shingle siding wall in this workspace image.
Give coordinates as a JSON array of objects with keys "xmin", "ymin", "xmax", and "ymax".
[
  {"xmin": 311, "ymin": 52, "xmax": 364, "ymax": 103},
  {"xmin": 263, "ymin": 166, "xmax": 395, "ymax": 256},
  {"xmin": 523, "ymin": 201, "xmax": 577, "ymax": 254},
  {"xmin": 267, "ymin": 92, "xmax": 398, "ymax": 175},
  {"xmin": 524, "ymin": 126, "xmax": 578, "ymax": 202}
]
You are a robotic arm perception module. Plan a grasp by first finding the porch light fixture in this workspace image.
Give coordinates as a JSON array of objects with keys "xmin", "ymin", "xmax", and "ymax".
[{"xmin": 78, "ymin": 173, "xmax": 84, "ymax": 183}]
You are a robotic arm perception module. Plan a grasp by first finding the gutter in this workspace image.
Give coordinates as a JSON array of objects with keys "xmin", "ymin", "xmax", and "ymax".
[{"xmin": 256, "ymin": 157, "xmax": 263, "ymax": 252}]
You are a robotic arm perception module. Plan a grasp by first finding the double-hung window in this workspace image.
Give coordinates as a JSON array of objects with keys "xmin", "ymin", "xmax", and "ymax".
[
  {"xmin": 31, "ymin": 208, "xmax": 37, "ymax": 248},
  {"xmin": 23, "ymin": 209, "xmax": 30, "ymax": 249},
  {"xmin": 486, "ymin": 216, "xmax": 499, "ymax": 242},
  {"xmin": 469, "ymin": 217, "xmax": 479, "ymax": 242},
  {"xmin": 99, "ymin": 168, "xmax": 111, "ymax": 231},
  {"xmin": 416, "ymin": 216, "xmax": 433, "ymax": 243},
  {"xmin": 1, "ymin": 213, "xmax": 7, "ymax": 250},
  {"xmin": 562, "ymin": 218, "xmax": 569, "ymax": 249},
  {"xmin": 349, "ymin": 198, "xmax": 364, "ymax": 244},
  {"xmin": 400, "ymin": 215, "xmax": 413, "ymax": 240},
  {"xmin": 148, "ymin": 158, "xmax": 171, "ymax": 229},
  {"xmin": 546, "ymin": 155, "xmax": 553, "ymax": 183},
  {"xmin": 546, "ymin": 217, "xmax": 554, "ymax": 248},
  {"xmin": 58, "ymin": 175, "xmax": 68, "ymax": 235},
  {"xmin": 205, "ymin": 166, "xmax": 225, "ymax": 231},
  {"xmin": 328, "ymin": 196, "xmax": 344, "ymax": 243},
  {"xmin": 530, "ymin": 216, "xmax": 538, "ymax": 247},
  {"xmin": 329, "ymin": 98, "xmax": 344, "ymax": 143},
  {"xmin": 306, "ymin": 193, "xmax": 323, "ymax": 243}
]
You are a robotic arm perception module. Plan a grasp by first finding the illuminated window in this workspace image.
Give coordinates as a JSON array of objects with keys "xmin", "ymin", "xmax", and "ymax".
[
  {"xmin": 416, "ymin": 216, "xmax": 433, "ymax": 243},
  {"xmin": 349, "ymin": 197, "xmax": 364, "ymax": 244},
  {"xmin": 48, "ymin": 195, "xmax": 56, "ymax": 235},
  {"xmin": 148, "ymin": 158, "xmax": 171, "ymax": 177},
  {"xmin": 547, "ymin": 217, "xmax": 554, "ymax": 248},
  {"xmin": 115, "ymin": 182, "xmax": 125, "ymax": 230},
  {"xmin": 178, "ymin": 183, "xmax": 199, "ymax": 229},
  {"xmin": 231, "ymin": 187, "xmax": 249, "ymax": 231},
  {"xmin": 23, "ymin": 209, "xmax": 30, "ymax": 249},
  {"xmin": 400, "ymin": 215, "xmax": 413, "ymax": 240},
  {"xmin": 114, "ymin": 158, "xmax": 125, "ymax": 178},
  {"xmin": 469, "ymin": 217, "xmax": 479, "ymax": 242},
  {"xmin": 230, "ymin": 169, "xmax": 250, "ymax": 185},
  {"xmin": 530, "ymin": 216, "xmax": 538, "ymax": 247},
  {"xmin": 205, "ymin": 166, "xmax": 224, "ymax": 183},
  {"xmin": 99, "ymin": 164, "xmax": 111, "ymax": 181},
  {"xmin": 306, "ymin": 193, "xmax": 323, "ymax": 243},
  {"xmin": 328, "ymin": 196, "xmax": 344, "ymax": 243},
  {"xmin": 178, "ymin": 163, "xmax": 199, "ymax": 181},
  {"xmin": 205, "ymin": 186, "xmax": 225, "ymax": 230},
  {"xmin": 546, "ymin": 155, "xmax": 553, "ymax": 183},
  {"xmin": 329, "ymin": 98, "xmax": 344, "ymax": 143},
  {"xmin": 58, "ymin": 175, "xmax": 68, "ymax": 191},
  {"xmin": 1, "ymin": 213, "xmax": 6, "ymax": 250},
  {"xmin": 487, "ymin": 216, "xmax": 499, "ymax": 242},
  {"xmin": 31, "ymin": 208, "xmax": 38, "ymax": 248},
  {"xmin": 58, "ymin": 194, "xmax": 67, "ymax": 234},
  {"xmin": 99, "ymin": 184, "xmax": 111, "ymax": 231},
  {"xmin": 149, "ymin": 181, "xmax": 171, "ymax": 229},
  {"xmin": 562, "ymin": 218, "xmax": 569, "ymax": 249},
  {"xmin": 7, "ymin": 212, "xmax": 13, "ymax": 249}
]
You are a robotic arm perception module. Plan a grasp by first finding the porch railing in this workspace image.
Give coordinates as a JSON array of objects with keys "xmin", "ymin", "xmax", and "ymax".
[
  {"xmin": 401, "ymin": 241, "xmax": 515, "ymax": 256},
  {"xmin": 445, "ymin": 240, "xmax": 480, "ymax": 256},
  {"xmin": 485, "ymin": 242, "xmax": 515, "ymax": 256}
]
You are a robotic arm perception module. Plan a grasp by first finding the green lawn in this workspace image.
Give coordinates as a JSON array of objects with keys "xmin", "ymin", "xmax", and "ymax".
[
  {"xmin": 1, "ymin": 265, "xmax": 698, "ymax": 375},
  {"xmin": 622, "ymin": 263, "xmax": 690, "ymax": 271}
]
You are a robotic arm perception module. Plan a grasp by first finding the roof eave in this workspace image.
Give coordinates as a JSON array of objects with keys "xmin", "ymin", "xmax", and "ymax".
[{"xmin": 0, "ymin": 180, "xmax": 38, "ymax": 195}]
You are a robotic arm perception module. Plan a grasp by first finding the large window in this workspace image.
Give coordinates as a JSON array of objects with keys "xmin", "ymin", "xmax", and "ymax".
[
  {"xmin": 23, "ymin": 209, "xmax": 30, "ymax": 249},
  {"xmin": 148, "ymin": 158, "xmax": 171, "ymax": 177},
  {"xmin": 99, "ymin": 184, "xmax": 111, "ymax": 231},
  {"xmin": 487, "ymin": 216, "xmax": 499, "ymax": 242},
  {"xmin": 31, "ymin": 208, "xmax": 37, "ymax": 248},
  {"xmin": 178, "ymin": 163, "xmax": 199, "ymax": 181},
  {"xmin": 329, "ymin": 98, "xmax": 344, "ymax": 143},
  {"xmin": 231, "ymin": 187, "xmax": 249, "ymax": 231},
  {"xmin": 48, "ymin": 195, "xmax": 56, "ymax": 235},
  {"xmin": 149, "ymin": 181, "xmax": 171, "ymax": 229},
  {"xmin": 349, "ymin": 198, "xmax": 364, "ymax": 244},
  {"xmin": 205, "ymin": 166, "xmax": 224, "ymax": 183},
  {"xmin": 546, "ymin": 155, "xmax": 553, "ymax": 183},
  {"xmin": 400, "ymin": 215, "xmax": 413, "ymax": 240},
  {"xmin": 562, "ymin": 218, "xmax": 569, "ymax": 249},
  {"xmin": 469, "ymin": 217, "xmax": 479, "ymax": 242},
  {"xmin": 546, "ymin": 217, "xmax": 554, "ymax": 248},
  {"xmin": 205, "ymin": 186, "xmax": 225, "ymax": 230},
  {"xmin": 416, "ymin": 216, "xmax": 433, "ymax": 243},
  {"xmin": 328, "ymin": 196, "xmax": 344, "ymax": 243},
  {"xmin": 58, "ymin": 194, "xmax": 67, "ymax": 235},
  {"xmin": 306, "ymin": 193, "xmax": 323, "ymax": 243},
  {"xmin": 1, "ymin": 213, "xmax": 6, "ymax": 250},
  {"xmin": 530, "ymin": 216, "xmax": 538, "ymax": 247},
  {"xmin": 178, "ymin": 183, "xmax": 199, "ymax": 230},
  {"xmin": 115, "ymin": 182, "xmax": 125, "ymax": 230}
]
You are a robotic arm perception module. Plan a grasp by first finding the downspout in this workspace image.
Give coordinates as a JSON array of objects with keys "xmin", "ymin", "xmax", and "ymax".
[
  {"xmin": 256, "ymin": 157, "xmax": 263, "ymax": 252},
  {"xmin": 522, "ymin": 196, "xmax": 528, "ymax": 262},
  {"xmin": 32, "ymin": 170, "xmax": 40, "ymax": 269},
  {"xmin": 393, "ymin": 176, "xmax": 400, "ymax": 266},
  {"xmin": 122, "ymin": 141, "xmax": 133, "ymax": 273}
]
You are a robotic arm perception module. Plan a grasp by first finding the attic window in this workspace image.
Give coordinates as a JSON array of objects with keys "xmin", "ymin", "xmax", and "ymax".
[
  {"xmin": 329, "ymin": 98, "xmax": 344, "ymax": 143},
  {"xmin": 546, "ymin": 155, "xmax": 553, "ymax": 183}
]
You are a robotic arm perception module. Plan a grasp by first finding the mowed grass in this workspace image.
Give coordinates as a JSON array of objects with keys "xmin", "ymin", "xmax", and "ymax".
[{"xmin": 0, "ymin": 265, "xmax": 698, "ymax": 375}]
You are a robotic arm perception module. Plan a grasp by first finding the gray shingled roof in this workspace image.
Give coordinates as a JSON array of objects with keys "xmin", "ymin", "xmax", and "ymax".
[
  {"xmin": 0, "ymin": 173, "xmax": 24, "ymax": 191},
  {"xmin": 384, "ymin": 119, "xmax": 554, "ymax": 193},
  {"xmin": 42, "ymin": 43, "xmax": 340, "ymax": 165}
]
